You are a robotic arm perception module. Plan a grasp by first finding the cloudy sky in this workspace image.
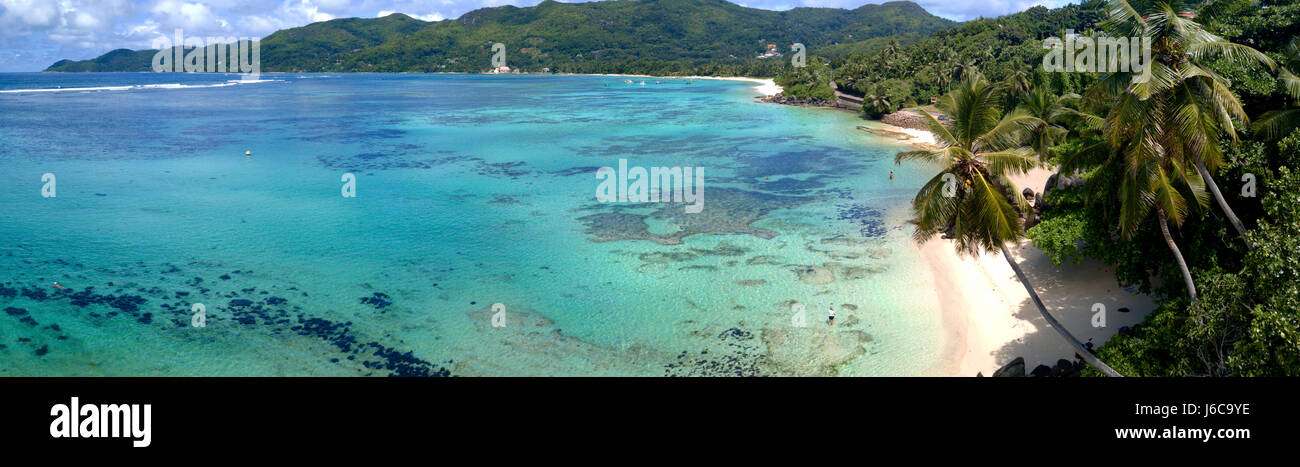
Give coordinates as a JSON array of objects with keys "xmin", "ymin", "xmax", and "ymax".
[{"xmin": 0, "ymin": 0, "xmax": 1077, "ymax": 72}]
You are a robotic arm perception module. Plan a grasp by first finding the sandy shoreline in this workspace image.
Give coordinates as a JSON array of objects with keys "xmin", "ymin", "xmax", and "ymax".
[
  {"xmin": 845, "ymin": 111, "xmax": 1154, "ymax": 375},
  {"xmin": 582, "ymin": 73, "xmax": 782, "ymax": 96},
  {"xmin": 760, "ymin": 98, "xmax": 1150, "ymax": 375},
  {"xmin": 915, "ymin": 168, "xmax": 1158, "ymax": 376},
  {"xmin": 855, "ymin": 120, "xmax": 938, "ymax": 148}
]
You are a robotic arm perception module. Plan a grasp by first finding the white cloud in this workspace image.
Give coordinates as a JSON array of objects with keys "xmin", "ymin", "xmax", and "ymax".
[
  {"xmin": 150, "ymin": 0, "xmax": 227, "ymax": 32},
  {"xmin": 0, "ymin": 0, "xmax": 62, "ymax": 28}
]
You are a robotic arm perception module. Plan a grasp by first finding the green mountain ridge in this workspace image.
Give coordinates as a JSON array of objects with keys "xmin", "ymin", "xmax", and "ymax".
[{"xmin": 44, "ymin": 0, "xmax": 955, "ymax": 75}]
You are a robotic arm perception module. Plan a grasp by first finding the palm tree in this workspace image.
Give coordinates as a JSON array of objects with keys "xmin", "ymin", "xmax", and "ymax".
[
  {"xmin": 1254, "ymin": 37, "xmax": 1300, "ymax": 139},
  {"xmin": 934, "ymin": 47, "xmax": 958, "ymax": 91},
  {"xmin": 1090, "ymin": 70, "xmax": 1211, "ymax": 303},
  {"xmin": 1112, "ymin": 92, "xmax": 1210, "ymax": 303},
  {"xmin": 863, "ymin": 92, "xmax": 892, "ymax": 119},
  {"xmin": 1004, "ymin": 68, "xmax": 1033, "ymax": 98},
  {"xmin": 1094, "ymin": 0, "xmax": 1276, "ymax": 248},
  {"xmin": 1018, "ymin": 88, "xmax": 1077, "ymax": 162},
  {"xmin": 895, "ymin": 72, "xmax": 1124, "ymax": 376},
  {"xmin": 1061, "ymin": 78, "xmax": 1209, "ymax": 305}
]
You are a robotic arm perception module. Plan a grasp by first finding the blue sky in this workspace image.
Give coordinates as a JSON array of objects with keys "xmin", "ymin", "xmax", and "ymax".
[{"xmin": 0, "ymin": 0, "xmax": 1076, "ymax": 72}]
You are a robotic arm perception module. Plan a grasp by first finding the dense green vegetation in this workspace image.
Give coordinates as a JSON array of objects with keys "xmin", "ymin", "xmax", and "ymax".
[
  {"xmin": 45, "ymin": 0, "xmax": 954, "ymax": 76},
  {"xmin": 777, "ymin": 1, "xmax": 1107, "ymax": 112},
  {"xmin": 773, "ymin": 58, "xmax": 835, "ymax": 100},
  {"xmin": 885, "ymin": 0, "xmax": 1300, "ymax": 376},
  {"xmin": 45, "ymin": 49, "xmax": 161, "ymax": 72}
]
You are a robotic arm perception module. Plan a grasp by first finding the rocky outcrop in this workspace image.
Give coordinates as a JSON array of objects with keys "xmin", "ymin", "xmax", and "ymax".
[
  {"xmin": 761, "ymin": 94, "xmax": 835, "ymax": 107},
  {"xmin": 1022, "ymin": 187, "xmax": 1041, "ymax": 229},
  {"xmin": 989, "ymin": 356, "xmax": 1085, "ymax": 377},
  {"xmin": 991, "ymin": 357, "xmax": 1026, "ymax": 377},
  {"xmin": 881, "ymin": 109, "xmax": 952, "ymax": 132},
  {"xmin": 881, "ymin": 110, "xmax": 929, "ymax": 131},
  {"xmin": 1030, "ymin": 364, "xmax": 1054, "ymax": 377}
]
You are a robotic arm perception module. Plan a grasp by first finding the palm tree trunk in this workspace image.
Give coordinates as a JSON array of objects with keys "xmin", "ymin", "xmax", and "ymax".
[
  {"xmin": 1157, "ymin": 209, "xmax": 1198, "ymax": 303},
  {"xmin": 1195, "ymin": 160, "xmax": 1250, "ymax": 250},
  {"xmin": 1000, "ymin": 243, "xmax": 1123, "ymax": 377}
]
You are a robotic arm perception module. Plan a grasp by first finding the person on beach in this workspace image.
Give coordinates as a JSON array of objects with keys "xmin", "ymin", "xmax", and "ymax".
[{"xmin": 828, "ymin": 306, "xmax": 835, "ymax": 325}]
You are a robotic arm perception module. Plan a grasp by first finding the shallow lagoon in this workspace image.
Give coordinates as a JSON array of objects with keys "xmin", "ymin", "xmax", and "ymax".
[{"xmin": 0, "ymin": 73, "xmax": 944, "ymax": 376}]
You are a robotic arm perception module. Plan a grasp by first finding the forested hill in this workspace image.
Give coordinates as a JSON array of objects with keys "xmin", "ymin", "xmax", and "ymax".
[{"xmin": 44, "ymin": 0, "xmax": 956, "ymax": 76}]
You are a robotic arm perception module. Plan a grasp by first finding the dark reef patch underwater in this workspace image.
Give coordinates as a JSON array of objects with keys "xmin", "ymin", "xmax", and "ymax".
[{"xmin": 0, "ymin": 261, "xmax": 452, "ymax": 377}]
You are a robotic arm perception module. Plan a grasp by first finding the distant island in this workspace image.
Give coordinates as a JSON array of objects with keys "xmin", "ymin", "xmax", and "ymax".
[{"xmin": 44, "ymin": 0, "xmax": 954, "ymax": 77}]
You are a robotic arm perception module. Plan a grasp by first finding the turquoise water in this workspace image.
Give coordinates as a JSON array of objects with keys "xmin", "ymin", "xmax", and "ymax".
[{"xmin": 0, "ymin": 73, "xmax": 943, "ymax": 376}]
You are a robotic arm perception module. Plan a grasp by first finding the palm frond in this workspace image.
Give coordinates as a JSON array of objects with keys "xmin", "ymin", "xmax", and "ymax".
[
  {"xmin": 973, "ymin": 108, "xmax": 1041, "ymax": 152},
  {"xmin": 1100, "ymin": 0, "xmax": 1146, "ymax": 39},
  {"xmin": 910, "ymin": 108, "xmax": 959, "ymax": 147},
  {"xmin": 895, "ymin": 147, "xmax": 962, "ymax": 168},
  {"xmin": 1253, "ymin": 108, "xmax": 1300, "ymax": 140},
  {"xmin": 1187, "ymin": 41, "xmax": 1277, "ymax": 71},
  {"xmin": 1281, "ymin": 68, "xmax": 1300, "ymax": 102},
  {"xmin": 979, "ymin": 148, "xmax": 1038, "ymax": 177}
]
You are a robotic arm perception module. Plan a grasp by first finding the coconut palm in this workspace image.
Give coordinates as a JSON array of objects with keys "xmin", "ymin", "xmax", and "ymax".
[
  {"xmin": 1116, "ymin": 91, "xmax": 1211, "ymax": 303},
  {"xmin": 1018, "ymin": 88, "xmax": 1078, "ymax": 162},
  {"xmin": 1253, "ymin": 36, "xmax": 1300, "ymax": 139},
  {"xmin": 895, "ymin": 72, "xmax": 1124, "ymax": 376},
  {"xmin": 863, "ymin": 92, "xmax": 892, "ymax": 119},
  {"xmin": 1005, "ymin": 69, "xmax": 1033, "ymax": 99},
  {"xmin": 1093, "ymin": 0, "xmax": 1276, "ymax": 248}
]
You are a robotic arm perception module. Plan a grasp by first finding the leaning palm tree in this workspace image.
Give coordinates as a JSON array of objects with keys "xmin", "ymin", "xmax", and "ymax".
[
  {"xmin": 1058, "ymin": 75, "xmax": 1209, "ymax": 305},
  {"xmin": 1093, "ymin": 0, "xmax": 1276, "ymax": 248},
  {"xmin": 896, "ymin": 72, "xmax": 1124, "ymax": 376},
  {"xmin": 1121, "ymin": 92, "xmax": 1211, "ymax": 303}
]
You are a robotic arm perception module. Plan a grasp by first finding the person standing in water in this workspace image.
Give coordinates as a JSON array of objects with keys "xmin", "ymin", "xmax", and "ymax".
[
  {"xmin": 890, "ymin": 171, "xmax": 894, "ymax": 182},
  {"xmin": 828, "ymin": 306, "xmax": 836, "ymax": 325}
]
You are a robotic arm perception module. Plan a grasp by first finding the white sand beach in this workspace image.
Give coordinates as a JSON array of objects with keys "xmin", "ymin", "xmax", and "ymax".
[
  {"xmin": 917, "ymin": 167, "xmax": 1157, "ymax": 376},
  {"xmin": 691, "ymin": 76, "xmax": 782, "ymax": 96},
  {"xmin": 857, "ymin": 120, "xmax": 938, "ymax": 147},
  {"xmin": 586, "ymin": 73, "xmax": 783, "ymax": 96},
  {"xmin": 771, "ymin": 95, "xmax": 1150, "ymax": 376}
]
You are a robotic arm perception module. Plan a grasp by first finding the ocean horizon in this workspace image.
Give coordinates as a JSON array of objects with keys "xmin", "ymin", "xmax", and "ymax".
[{"xmin": 0, "ymin": 72, "xmax": 947, "ymax": 376}]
